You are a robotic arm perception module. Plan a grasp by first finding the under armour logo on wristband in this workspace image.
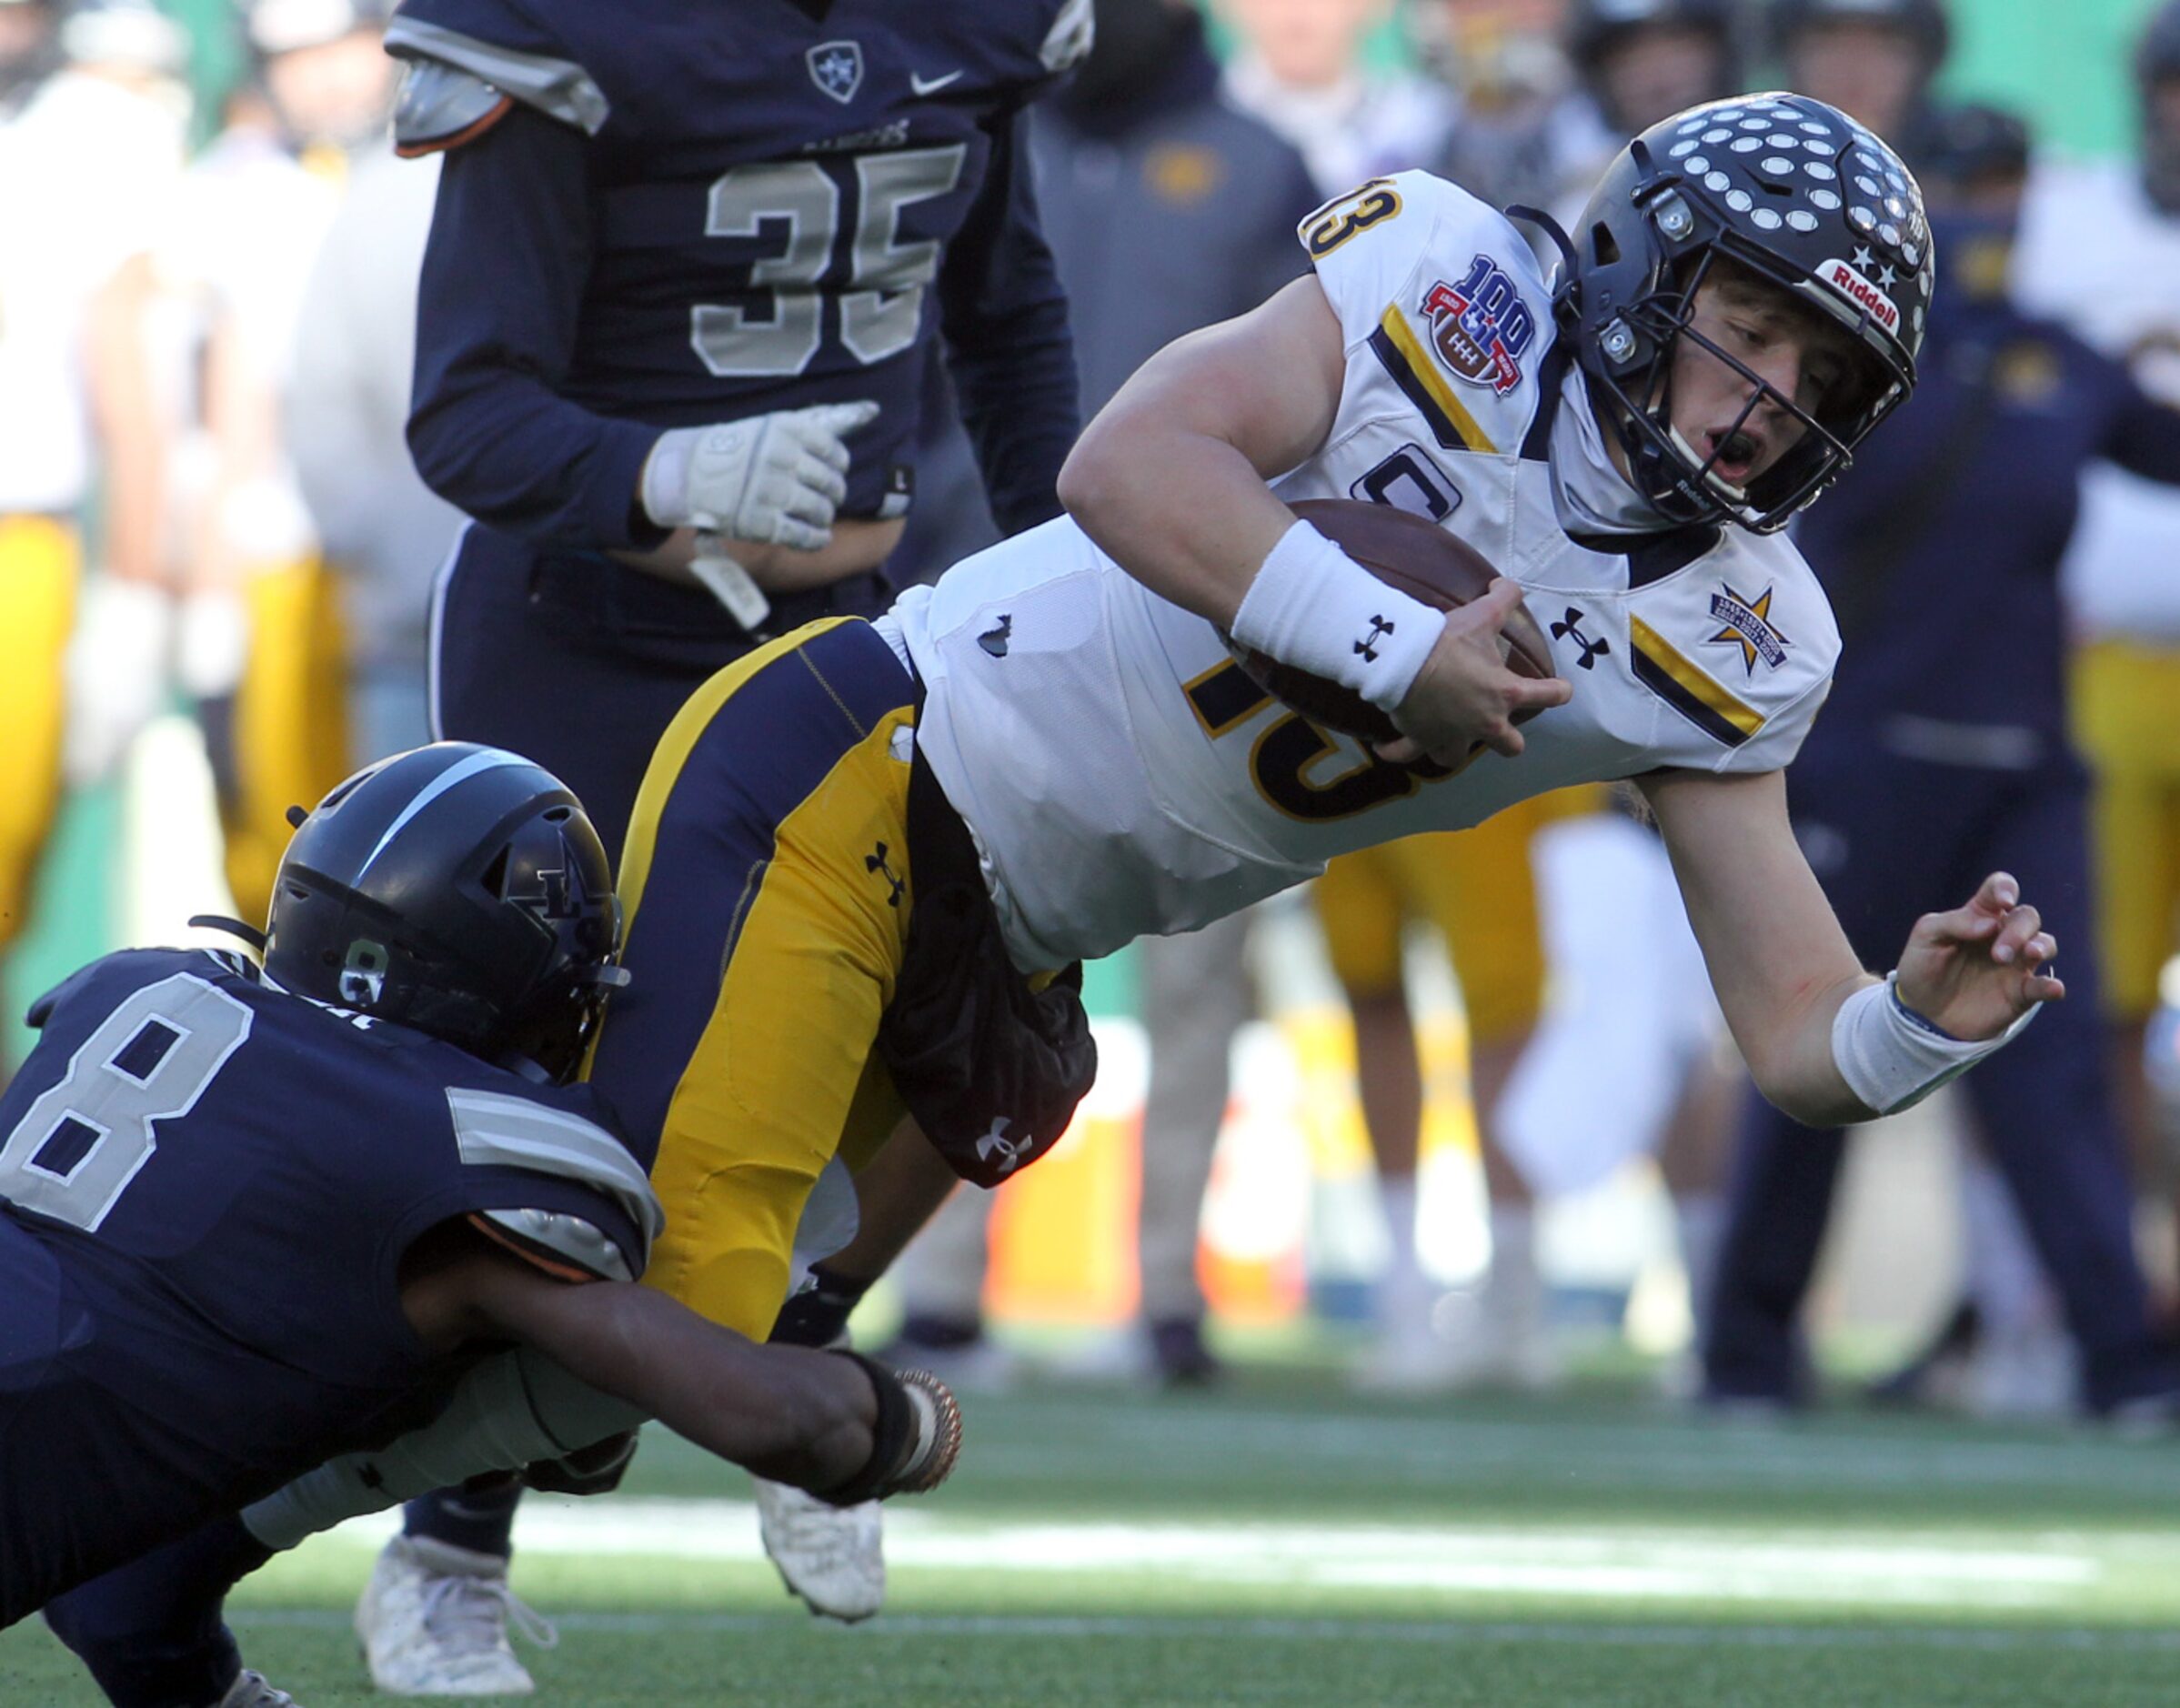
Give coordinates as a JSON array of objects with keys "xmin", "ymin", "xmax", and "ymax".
[{"xmin": 1355, "ymin": 615, "xmax": 1396, "ymax": 663}]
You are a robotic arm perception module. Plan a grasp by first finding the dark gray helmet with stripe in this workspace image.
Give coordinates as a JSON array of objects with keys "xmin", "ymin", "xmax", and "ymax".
[
  {"xmin": 1552, "ymin": 91, "xmax": 1930, "ymax": 531},
  {"xmin": 264, "ymin": 743, "xmax": 624, "ymax": 1080}
]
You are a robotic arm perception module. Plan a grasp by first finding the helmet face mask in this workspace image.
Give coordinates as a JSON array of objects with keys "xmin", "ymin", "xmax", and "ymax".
[
  {"xmin": 264, "ymin": 745, "xmax": 626, "ymax": 1082},
  {"xmin": 1556, "ymin": 92, "xmax": 1929, "ymax": 533}
]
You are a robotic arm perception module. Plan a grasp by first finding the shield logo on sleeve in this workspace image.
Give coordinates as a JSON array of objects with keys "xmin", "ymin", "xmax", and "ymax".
[{"xmin": 807, "ymin": 40, "xmax": 864, "ymax": 105}]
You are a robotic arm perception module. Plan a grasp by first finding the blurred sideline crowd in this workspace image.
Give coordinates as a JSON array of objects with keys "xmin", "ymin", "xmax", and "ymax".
[{"xmin": 9, "ymin": 0, "xmax": 2180, "ymax": 1426}]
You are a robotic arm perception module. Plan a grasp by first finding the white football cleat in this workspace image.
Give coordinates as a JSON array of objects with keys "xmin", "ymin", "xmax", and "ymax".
[
  {"xmin": 214, "ymin": 1671, "xmax": 296, "ymax": 1708},
  {"xmin": 753, "ymin": 1478, "xmax": 885, "ymax": 1623},
  {"xmin": 355, "ymin": 1534, "xmax": 557, "ymax": 1697}
]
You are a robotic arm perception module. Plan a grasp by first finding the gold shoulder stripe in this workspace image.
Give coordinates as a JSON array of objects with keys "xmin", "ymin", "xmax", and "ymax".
[
  {"xmin": 1372, "ymin": 307, "xmax": 1497, "ymax": 456},
  {"xmin": 1629, "ymin": 615, "xmax": 1764, "ymax": 748}
]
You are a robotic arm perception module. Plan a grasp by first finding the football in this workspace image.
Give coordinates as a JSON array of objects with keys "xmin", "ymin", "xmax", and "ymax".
[{"xmin": 1225, "ymin": 497, "xmax": 1556, "ymax": 746}]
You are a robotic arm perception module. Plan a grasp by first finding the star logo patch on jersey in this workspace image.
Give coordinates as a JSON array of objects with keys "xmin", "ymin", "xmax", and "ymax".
[
  {"xmin": 807, "ymin": 40, "xmax": 864, "ymax": 105},
  {"xmin": 1421, "ymin": 254, "xmax": 1537, "ymax": 398},
  {"xmin": 1705, "ymin": 583, "xmax": 1792, "ymax": 675}
]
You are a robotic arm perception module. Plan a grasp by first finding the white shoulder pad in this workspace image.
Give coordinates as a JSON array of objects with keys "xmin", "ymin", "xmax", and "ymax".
[
  {"xmin": 384, "ymin": 15, "xmax": 608, "ymax": 138},
  {"xmin": 446, "ymin": 1087, "xmax": 662, "ymax": 1280},
  {"xmin": 1041, "ymin": 0, "xmax": 1095, "ymax": 72}
]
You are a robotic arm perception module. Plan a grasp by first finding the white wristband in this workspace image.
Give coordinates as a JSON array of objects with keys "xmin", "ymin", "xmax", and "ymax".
[
  {"xmin": 1831, "ymin": 971, "xmax": 2039, "ymax": 1118},
  {"xmin": 1230, "ymin": 519, "xmax": 1442, "ymax": 713}
]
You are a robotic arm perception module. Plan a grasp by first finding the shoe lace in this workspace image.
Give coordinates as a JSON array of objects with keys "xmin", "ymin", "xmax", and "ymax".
[{"xmin": 417, "ymin": 1570, "xmax": 560, "ymax": 1654}]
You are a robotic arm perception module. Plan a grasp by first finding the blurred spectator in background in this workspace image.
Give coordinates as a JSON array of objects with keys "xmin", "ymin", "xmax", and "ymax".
[
  {"xmin": 1769, "ymin": 0, "xmax": 1945, "ymax": 159},
  {"xmin": 1326, "ymin": 797, "xmax": 1594, "ymax": 1394},
  {"xmin": 1703, "ymin": 103, "xmax": 2180, "ymax": 1422},
  {"xmin": 1219, "ymin": 0, "xmax": 1457, "ymax": 193},
  {"xmin": 286, "ymin": 144, "xmax": 461, "ymax": 770},
  {"xmin": 889, "ymin": 0, "xmax": 1321, "ymax": 1390},
  {"xmin": 0, "ymin": 0, "xmax": 186, "ymax": 1009},
  {"xmin": 2014, "ymin": 0, "xmax": 2180, "ymax": 1309},
  {"xmin": 1406, "ymin": 0, "xmax": 1596, "ymax": 217},
  {"xmin": 1564, "ymin": 0, "xmax": 1741, "ymax": 146},
  {"xmin": 0, "ymin": 0, "xmax": 55, "ymax": 110},
  {"xmin": 157, "ymin": 0, "xmax": 398, "ymax": 929}
]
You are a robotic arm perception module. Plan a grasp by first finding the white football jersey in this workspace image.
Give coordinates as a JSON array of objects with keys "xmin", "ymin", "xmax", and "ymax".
[
  {"xmin": 890, "ymin": 171, "xmax": 1839, "ymax": 971},
  {"xmin": 2014, "ymin": 158, "xmax": 2180, "ymax": 641}
]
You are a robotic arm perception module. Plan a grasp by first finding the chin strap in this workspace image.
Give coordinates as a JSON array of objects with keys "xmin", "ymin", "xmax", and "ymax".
[
  {"xmin": 187, "ymin": 914, "xmax": 269, "ymax": 953},
  {"xmin": 1506, "ymin": 204, "xmax": 1578, "ymax": 286}
]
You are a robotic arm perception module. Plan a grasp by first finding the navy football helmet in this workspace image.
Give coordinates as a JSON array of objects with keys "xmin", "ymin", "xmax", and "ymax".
[
  {"xmin": 261, "ymin": 743, "xmax": 625, "ymax": 1080},
  {"xmin": 1547, "ymin": 92, "xmax": 1930, "ymax": 532}
]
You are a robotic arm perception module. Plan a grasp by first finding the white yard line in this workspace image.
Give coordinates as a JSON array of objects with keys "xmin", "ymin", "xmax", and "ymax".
[{"xmin": 303, "ymin": 1499, "xmax": 2135, "ymax": 1610}]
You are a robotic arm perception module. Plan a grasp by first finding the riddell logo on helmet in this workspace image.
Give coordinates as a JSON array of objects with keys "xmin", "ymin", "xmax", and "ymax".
[{"xmin": 1819, "ymin": 258, "xmax": 1900, "ymax": 334}]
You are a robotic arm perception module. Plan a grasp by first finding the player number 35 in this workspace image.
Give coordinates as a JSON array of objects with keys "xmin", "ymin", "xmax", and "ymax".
[{"xmin": 692, "ymin": 146, "xmax": 968, "ymax": 378}]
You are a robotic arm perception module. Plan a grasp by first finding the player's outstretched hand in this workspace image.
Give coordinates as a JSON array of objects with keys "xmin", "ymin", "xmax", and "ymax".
[
  {"xmin": 1374, "ymin": 579, "xmax": 1570, "ymax": 768},
  {"xmin": 1894, "ymin": 871, "xmax": 2065, "ymax": 1042},
  {"xmin": 645, "ymin": 401, "xmax": 882, "ymax": 551}
]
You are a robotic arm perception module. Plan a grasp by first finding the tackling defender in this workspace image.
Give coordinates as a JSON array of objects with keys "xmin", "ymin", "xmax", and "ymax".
[
  {"xmin": 95, "ymin": 94, "xmax": 2064, "ymax": 1691},
  {"xmin": 13, "ymin": 746, "xmax": 959, "ymax": 1708}
]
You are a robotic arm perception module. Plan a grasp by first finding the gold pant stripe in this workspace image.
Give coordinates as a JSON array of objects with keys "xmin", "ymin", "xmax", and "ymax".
[{"xmin": 0, "ymin": 517, "xmax": 77, "ymax": 951}]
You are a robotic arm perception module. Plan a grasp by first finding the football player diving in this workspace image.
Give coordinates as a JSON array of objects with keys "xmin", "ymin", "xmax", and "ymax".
[
  {"xmin": 70, "ymin": 93, "xmax": 2067, "ymax": 1700},
  {"xmin": 377, "ymin": 0, "xmax": 1092, "ymax": 1667},
  {"xmin": 9, "ymin": 746, "xmax": 960, "ymax": 1708}
]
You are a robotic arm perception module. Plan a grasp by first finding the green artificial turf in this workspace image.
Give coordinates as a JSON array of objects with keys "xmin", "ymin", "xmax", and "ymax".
[{"xmin": 9, "ymin": 1361, "xmax": 2177, "ymax": 1706}]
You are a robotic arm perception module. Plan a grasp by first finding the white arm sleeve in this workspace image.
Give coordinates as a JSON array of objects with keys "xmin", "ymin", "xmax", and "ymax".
[{"xmin": 240, "ymin": 1350, "xmax": 649, "ymax": 1551}]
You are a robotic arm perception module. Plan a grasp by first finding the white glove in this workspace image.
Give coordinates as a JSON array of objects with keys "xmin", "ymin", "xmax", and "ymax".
[
  {"xmin": 63, "ymin": 576, "xmax": 174, "ymax": 788},
  {"xmin": 641, "ymin": 401, "xmax": 880, "ymax": 551}
]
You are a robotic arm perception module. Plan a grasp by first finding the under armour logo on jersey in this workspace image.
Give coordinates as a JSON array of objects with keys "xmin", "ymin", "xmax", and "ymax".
[
  {"xmin": 1355, "ymin": 616, "xmax": 1396, "ymax": 663},
  {"xmin": 1551, "ymin": 608, "xmax": 1611, "ymax": 670},
  {"xmin": 807, "ymin": 40, "xmax": 863, "ymax": 105},
  {"xmin": 979, "ymin": 614, "xmax": 1013, "ymax": 658},
  {"xmin": 975, "ymin": 1117, "xmax": 1031, "ymax": 1176},
  {"xmin": 866, "ymin": 842, "xmax": 905, "ymax": 908}
]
